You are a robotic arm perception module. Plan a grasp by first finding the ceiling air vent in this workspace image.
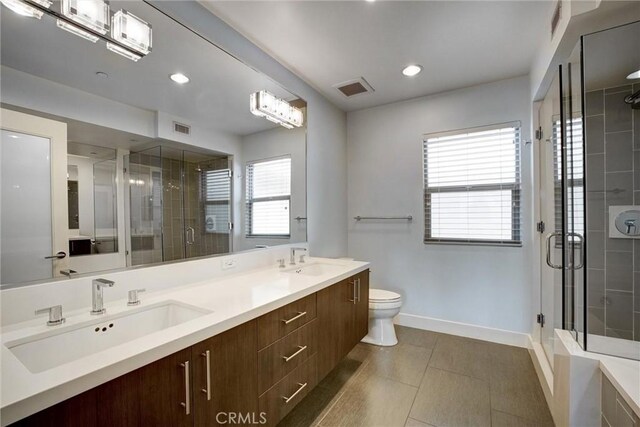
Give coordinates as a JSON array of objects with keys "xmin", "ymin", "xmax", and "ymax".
[
  {"xmin": 334, "ymin": 77, "xmax": 375, "ymax": 98},
  {"xmin": 173, "ymin": 121, "xmax": 191, "ymax": 136},
  {"xmin": 551, "ymin": 1, "xmax": 562, "ymax": 38}
]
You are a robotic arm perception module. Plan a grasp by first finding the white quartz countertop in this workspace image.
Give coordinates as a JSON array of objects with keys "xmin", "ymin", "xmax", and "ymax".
[{"xmin": 0, "ymin": 257, "xmax": 369, "ymax": 425}]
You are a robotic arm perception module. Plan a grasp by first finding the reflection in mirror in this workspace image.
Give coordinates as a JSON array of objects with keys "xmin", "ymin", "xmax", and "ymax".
[{"xmin": 0, "ymin": 1, "xmax": 306, "ymax": 287}]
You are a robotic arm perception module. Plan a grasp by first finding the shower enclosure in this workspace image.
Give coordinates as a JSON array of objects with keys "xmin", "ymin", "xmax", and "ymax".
[
  {"xmin": 539, "ymin": 20, "xmax": 640, "ymax": 362},
  {"xmin": 124, "ymin": 146, "xmax": 232, "ymax": 266}
]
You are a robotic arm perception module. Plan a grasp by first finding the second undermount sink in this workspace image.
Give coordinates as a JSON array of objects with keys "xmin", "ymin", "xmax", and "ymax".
[
  {"xmin": 6, "ymin": 301, "xmax": 211, "ymax": 373},
  {"xmin": 284, "ymin": 262, "xmax": 344, "ymax": 277}
]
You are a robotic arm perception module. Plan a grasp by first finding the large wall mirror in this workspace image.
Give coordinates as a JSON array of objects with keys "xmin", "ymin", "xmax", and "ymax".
[{"xmin": 0, "ymin": 0, "xmax": 307, "ymax": 288}]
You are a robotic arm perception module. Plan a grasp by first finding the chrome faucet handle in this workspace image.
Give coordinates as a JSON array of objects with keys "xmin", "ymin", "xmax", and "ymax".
[
  {"xmin": 127, "ymin": 288, "xmax": 146, "ymax": 306},
  {"xmin": 277, "ymin": 258, "xmax": 286, "ymax": 268},
  {"xmin": 35, "ymin": 305, "xmax": 65, "ymax": 326}
]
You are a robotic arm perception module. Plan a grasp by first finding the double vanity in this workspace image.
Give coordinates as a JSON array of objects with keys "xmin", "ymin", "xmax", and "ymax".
[{"xmin": 1, "ymin": 256, "xmax": 370, "ymax": 426}]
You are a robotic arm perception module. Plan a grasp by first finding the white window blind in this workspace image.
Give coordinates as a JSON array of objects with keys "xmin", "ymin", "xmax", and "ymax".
[
  {"xmin": 423, "ymin": 123, "xmax": 522, "ymax": 246},
  {"xmin": 202, "ymin": 169, "xmax": 231, "ymax": 234},
  {"xmin": 554, "ymin": 116, "xmax": 584, "ymax": 239},
  {"xmin": 246, "ymin": 157, "xmax": 291, "ymax": 237}
]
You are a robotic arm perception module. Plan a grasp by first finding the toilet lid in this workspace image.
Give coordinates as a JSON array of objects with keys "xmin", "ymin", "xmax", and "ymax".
[{"xmin": 369, "ymin": 288, "xmax": 402, "ymax": 302}]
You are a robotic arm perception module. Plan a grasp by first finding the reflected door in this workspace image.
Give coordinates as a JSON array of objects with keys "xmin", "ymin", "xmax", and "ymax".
[
  {"xmin": 0, "ymin": 109, "xmax": 68, "ymax": 284},
  {"xmin": 538, "ymin": 68, "xmax": 564, "ymax": 369}
]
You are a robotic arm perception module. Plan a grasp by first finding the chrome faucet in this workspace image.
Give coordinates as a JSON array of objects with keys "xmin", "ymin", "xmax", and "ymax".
[
  {"xmin": 290, "ymin": 247, "xmax": 307, "ymax": 265},
  {"xmin": 91, "ymin": 278, "xmax": 115, "ymax": 315}
]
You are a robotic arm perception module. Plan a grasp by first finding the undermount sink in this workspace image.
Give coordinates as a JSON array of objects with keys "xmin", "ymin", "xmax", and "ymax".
[
  {"xmin": 284, "ymin": 262, "xmax": 344, "ymax": 277},
  {"xmin": 6, "ymin": 301, "xmax": 210, "ymax": 373}
]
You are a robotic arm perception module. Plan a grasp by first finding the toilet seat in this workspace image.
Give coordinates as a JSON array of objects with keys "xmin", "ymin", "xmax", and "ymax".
[{"xmin": 369, "ymin": 289, "xmax": 402, "ymax": 303}]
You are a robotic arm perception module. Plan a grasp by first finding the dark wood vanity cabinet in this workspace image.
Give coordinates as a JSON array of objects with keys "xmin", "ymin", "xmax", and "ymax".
[
  {"xmin": 317, "ymin": 270, "xmax": 370, "ymax": 380},
  {"xmin": 10, "ymin": 270, "xmax": 369, "ymax": 427}
]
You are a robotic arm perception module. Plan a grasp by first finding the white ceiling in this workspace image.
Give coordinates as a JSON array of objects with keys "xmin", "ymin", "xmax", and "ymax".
[
  {"xmin": 204, "ymin": 1, "xmax": 552, "ymax": 111},
  {"xmin": 583, "ymin": 20, "xmax": 640, "ymax": 91},
  {"xmin": 1, "ymin": 1, "xmax": 297, "ymax": 136}
]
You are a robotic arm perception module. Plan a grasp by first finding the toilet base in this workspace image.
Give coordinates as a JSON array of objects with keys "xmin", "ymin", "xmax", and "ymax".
[{"xmin": 361, "ymin": 317, "xmax": 398, "ymax": 346}]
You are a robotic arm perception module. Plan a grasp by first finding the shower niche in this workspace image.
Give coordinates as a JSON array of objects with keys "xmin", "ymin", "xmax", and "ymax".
[{"xmin": 125, "ymin": 146, "xmax": 232, "ymax": 266}]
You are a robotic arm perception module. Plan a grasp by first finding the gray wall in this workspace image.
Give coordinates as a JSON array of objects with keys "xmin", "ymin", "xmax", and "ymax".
[
  {"xmin": 585, "ymin": 83, "xmax": 640, "ymax": 341},
  {"xmin": 150, "ymin": 1, "xmax": 348, "ymax": 258},
  {"xmin": 346, "ymin": 76, "xmax": 534, "ymax": 334}
]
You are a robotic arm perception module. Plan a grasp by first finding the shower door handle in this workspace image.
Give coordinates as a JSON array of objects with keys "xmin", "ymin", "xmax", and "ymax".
[
  {"xmin": 186, "ymin": 227, "xmax": 195, "ymax": 245},
  {"xmin": 568, "ymin": 232, "xmax": 584, "ymax": 270},
  {"xmin": 545, "ymin": 232, "xmax": 563, "ymax": 270}
]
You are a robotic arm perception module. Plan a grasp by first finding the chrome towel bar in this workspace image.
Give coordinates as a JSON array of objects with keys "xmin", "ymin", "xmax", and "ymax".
[{"xmin": 354, "ymin": 215, "xmax": 413, "ymax": 221}]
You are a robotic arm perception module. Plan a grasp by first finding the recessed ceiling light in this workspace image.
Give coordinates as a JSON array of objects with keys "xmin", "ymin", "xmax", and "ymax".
[
  {"xmin": 170, "ymin": 73, "xmax": 190, "ymax": 84},
  {"xmin": 627, "ymin": 69, "xmax": 640, "ymax": 80},
  {"xmin": 366, "ymin": 0, "xmax": 375, "ymax": 2},
  {"xmin": 95, "ymin": 71, "xmax": 108, "ymax": 78},
  {"xmin": 402, "ymin": 64, "xmax": 422, "ymax": 77}
]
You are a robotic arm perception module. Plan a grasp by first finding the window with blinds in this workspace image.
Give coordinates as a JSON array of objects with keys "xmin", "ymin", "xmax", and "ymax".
[
  {"xmin": 423, "ymin": 123, "xmax": 522, "ymax": 246},
  {"xmin": 245, "ymin": 156, "xmax": 291, "ymax": 237},
  {"xmin": 202, "ymin": 169, "xmax": 231, "ymax": 234}
]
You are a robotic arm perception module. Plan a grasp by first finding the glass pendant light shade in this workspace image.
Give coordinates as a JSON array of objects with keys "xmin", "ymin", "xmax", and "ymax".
[
  {"xmin": 61, "ymin": 0, "xmax": 110, "ymax": 35},
  {"xmin": 111, "ymin": 10, "xmax": 152, "ymax": 55},
  {"xmin": 106, "ymin": 42, "xmax": 142, "ymax": 62},
  {"xmin": 57, "ymin": 19, "xmax": 99, "ymax": 42}
]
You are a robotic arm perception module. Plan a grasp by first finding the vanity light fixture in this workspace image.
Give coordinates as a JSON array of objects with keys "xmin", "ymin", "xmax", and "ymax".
[
  {"xmin": 61, "ymin": 0, "xmax": 110, "ymax": 35},
  {"xmin": 0, "ymin": 0, "xmax": 51, "ymax": 19},
  {"xmin": 111, "ymin": 10, "xmax": 152, "ymax": 56},
  {"xmin": 170, "ymin": 73, "xmax": 190, "ymax": 84},
  {"xmin": 250, "ymin": 90, "xmax": 304, "ymax": 129},
  {"xmin": 57, "ymin": 19, "xmax": 99, "ymax": 42},
  {"xmin": 628, "ymin": 69, "xmax": 640, "ymax": 80},
  {"xmin": 402, "ymin": 64, "xmax": 423, "ymax": 77}
]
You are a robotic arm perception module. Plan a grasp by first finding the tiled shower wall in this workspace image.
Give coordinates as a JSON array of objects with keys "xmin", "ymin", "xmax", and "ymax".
[{"xmin": 586, "ymin": 83, "xmax": 640, "ymax": 341}]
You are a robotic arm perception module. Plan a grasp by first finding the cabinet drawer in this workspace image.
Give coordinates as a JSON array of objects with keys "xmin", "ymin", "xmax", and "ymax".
[
  {"xmin": 259, "ymin": 353, "xmax": 318, "ymax": 427},
  {"xmin": 257, "ymin": 293, "xmax": 316, "ymax": 349},
  {"xmin": 258, "ymin": 318, "xmax": 318, "ymax": 394}
]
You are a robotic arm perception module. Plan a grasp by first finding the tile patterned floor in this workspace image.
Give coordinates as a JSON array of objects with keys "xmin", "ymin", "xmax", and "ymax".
[{"xmin": 279, "ymin": 326, "xmax": 554, "ymax": 427}]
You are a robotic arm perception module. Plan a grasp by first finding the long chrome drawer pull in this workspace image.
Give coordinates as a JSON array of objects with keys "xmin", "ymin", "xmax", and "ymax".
[
  {"xmin": 282, "ymin": 382, "xmax": 307, "ymax": 403},
  {"xmin": 201, "ymin": 350, "xmax": 211, "ymax": 401},
  {"xmin": 282, "ymin": 345, "xmax": 307, "ymax": 362},
  {"xmin": 282, "ymin": 311, "xmax": 307, "ymax": 324},
  {"xmin": 180, "ymin": 361, "xmax": 190, "ymax": 415}
]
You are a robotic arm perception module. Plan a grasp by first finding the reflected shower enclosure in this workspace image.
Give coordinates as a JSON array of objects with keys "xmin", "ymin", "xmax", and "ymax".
[{"xmin": 125, "ymin": 146, "xmax": 232, "ymax": 266}]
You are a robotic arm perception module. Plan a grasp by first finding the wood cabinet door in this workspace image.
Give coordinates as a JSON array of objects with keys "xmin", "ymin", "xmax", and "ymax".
[
  {"xmin": 138, "ymin": 348, "xmax": 193, "ymax": 427},
  {"xmin": 353, "ymin": 270, "xmax": 370, "ymax": 345},
  {"xmin": 316, "ymin": 278, "xmax": 355, "ymax": 381},
  {"xmin": 11, "ymin": 388, "xmax": 97, "ymax": 427},
  {"xmin": 192, "ymin": 320, "xmax": 259, "ymax": 427}
]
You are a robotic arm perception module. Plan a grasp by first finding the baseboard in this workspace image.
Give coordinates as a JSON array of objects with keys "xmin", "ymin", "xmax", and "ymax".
[{"xmin": 394, "ymin": 312, "xmax": 531, "ymax": 348}]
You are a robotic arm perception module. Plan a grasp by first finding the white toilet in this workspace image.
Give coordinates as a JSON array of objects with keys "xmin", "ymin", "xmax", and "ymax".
[{"xmin": 361, "ymin": 288, "xmax": 402, "ymax": 346}]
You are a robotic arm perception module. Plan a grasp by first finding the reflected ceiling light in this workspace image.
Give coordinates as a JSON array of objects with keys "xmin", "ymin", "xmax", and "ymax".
[
  {"xmin": 170, "ymin": 73, "xmax": 190, "ymax": 84},
  {"xmin": 0, "ymin": 0, "xmax": 51, "ymax": 19},
  {"xmin": 250, "ymin": 90, "xmax": 304, "ymax": 129},
  {"xmin": 61, "ymin": 0, "xmax": 110, "ymax": 35},
  {"xmin": 56, "ymin": 19, "xmax": 99, "ymax": 42},
  {"xmin": 402, "ymin": 64, "xmax": 423, "ymax": 77},
  {"xmin": 627, "ymin": 69, "xmax": 640, "ymax": 80},
  {"xmin": 111, "ymin": 10, "xmax": 152, "ymax": 56},
  {"xmin": 106, "ymin": 42, "xmax": 142, "ymax": 62}
]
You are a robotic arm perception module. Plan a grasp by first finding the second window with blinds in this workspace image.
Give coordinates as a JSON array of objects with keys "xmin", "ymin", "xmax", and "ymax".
[
  {"xmin": 245, "ymin": 156, "xmax": 292, "ymax": 238},
  {"xmin": 423, "ymin": 122, "xmax": 522, "ymax": 246}
]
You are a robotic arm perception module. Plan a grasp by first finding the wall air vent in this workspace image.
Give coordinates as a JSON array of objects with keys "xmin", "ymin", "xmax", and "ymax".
[
  {"xmin": 173, "ymin": 121, "xmax": 191, "ymax": 136},
  {"xmin": 334, "ymin": 77, "xmax": 375, "ymax": 98},
  {"xmin": 551, "ymin": 1, "xmax": 562, "ymax": 38}
]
